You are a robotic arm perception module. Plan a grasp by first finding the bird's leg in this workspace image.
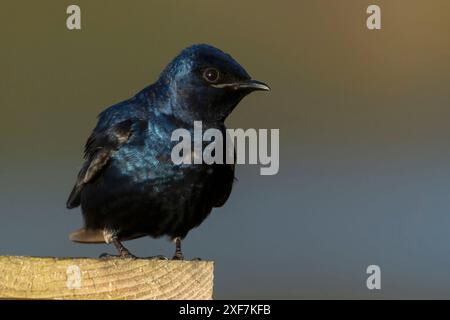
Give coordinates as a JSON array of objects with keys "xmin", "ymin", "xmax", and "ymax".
[
  {"xmin": 172, "ymin": 237, "xmax": 184, "ymax": 260},
  {"xmin": 112, "ymin": 237, "xmax": 136, "ymax": 258},
  {"xmin": 100, "ymin": 236, "xmax": 136, "ymax": 259}
]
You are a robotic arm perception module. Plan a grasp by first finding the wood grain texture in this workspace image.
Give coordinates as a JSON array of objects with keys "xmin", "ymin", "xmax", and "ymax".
[{"xmin": 0, "ymin": 256, "xmax": 213, "ymax": 300}]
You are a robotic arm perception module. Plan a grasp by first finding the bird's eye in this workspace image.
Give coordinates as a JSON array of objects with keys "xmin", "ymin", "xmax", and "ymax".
[{"xmin": 203, "ymin": 68, "xmax": 220, "ymax": 83}]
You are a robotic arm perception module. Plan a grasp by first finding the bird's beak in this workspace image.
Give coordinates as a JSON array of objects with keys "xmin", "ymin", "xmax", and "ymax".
[
  {"xmin": 212, "ymin": 80, "xmax": 271, "ymax": 92},
  {"xmin": 236, "ymin": 80, "xmax": 271, "ymax": 91}
]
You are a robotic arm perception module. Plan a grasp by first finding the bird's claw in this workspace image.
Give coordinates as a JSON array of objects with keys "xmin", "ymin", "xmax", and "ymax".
[
  {"xmin": 99, "ymin": 252, "xmax": 137, "ymax": 259},
  {"xmin": 171, "ymin": 256, "xmax": 202, "ymax": 261},
  {"xmin": 172, "ymin": 254, "xmax": 184, "ymax": 260},
  {"xmin": 147, "ymin": 255, "xmax": 168, "ymax": 260}
]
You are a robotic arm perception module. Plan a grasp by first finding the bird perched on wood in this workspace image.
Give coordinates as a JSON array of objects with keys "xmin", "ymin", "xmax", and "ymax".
[{"xmin": 66, "ymin": 44, "xmax": 270, "ymax": 259}]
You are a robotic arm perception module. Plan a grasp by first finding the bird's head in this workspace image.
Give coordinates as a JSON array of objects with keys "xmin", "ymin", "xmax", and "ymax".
[{"xmin": 157, "ymin": 44, "xmax": 270, "ymax": 123}]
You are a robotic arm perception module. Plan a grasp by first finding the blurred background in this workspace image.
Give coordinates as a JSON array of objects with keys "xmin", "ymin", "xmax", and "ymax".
[{"xmin": 1, "ymin": 0, "xmax": 450, "ymax": 299}]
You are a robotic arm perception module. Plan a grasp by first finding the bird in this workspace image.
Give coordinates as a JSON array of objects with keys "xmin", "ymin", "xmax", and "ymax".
[{"xmin": 66, "ymin": 44, "xmax": 270, "ymax": 259}]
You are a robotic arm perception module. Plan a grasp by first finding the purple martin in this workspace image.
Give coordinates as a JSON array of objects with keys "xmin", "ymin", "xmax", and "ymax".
[{"xmin": 66, "ymin": 44, "xmax": 270, "ymax": 259}]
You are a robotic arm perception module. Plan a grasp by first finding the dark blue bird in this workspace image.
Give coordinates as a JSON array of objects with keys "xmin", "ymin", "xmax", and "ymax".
[{"xmin": 66, "ymin": 44, "xmax": 270, "ymax": 259}]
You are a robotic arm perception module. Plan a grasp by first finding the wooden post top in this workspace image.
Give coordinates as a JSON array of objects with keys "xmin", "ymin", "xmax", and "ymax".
[{"xmin": 0, "ymin": 256, "xmax": 214, "ymax": 300}]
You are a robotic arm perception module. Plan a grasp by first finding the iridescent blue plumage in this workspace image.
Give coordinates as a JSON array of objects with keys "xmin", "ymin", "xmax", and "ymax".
[{"xmin": 66, "ymin": 44, "xmax": 269, "ymax": 258}]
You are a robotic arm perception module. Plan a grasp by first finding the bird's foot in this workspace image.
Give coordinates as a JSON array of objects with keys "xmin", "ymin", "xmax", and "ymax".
[
  {"xmin": 171, "ymin": 255, "xmax": 202, "ymax": 261},
  {"xmin": 172, "ymin": 253, "xmax": 184, "ymax": 260},
  {"xmin": 99, "ymin": 252, "xmax": 118, "ymax": 259},
  {"xmin": 119, "ymin": 250, "xmax": 137, "ymax": 259},
  {"xmin": 99, "ymin": 251, "xmax": 137, "ymax": 259},
  {"xmin": 145, "ymin": 255, "xmax": 168, "ymax": 260}
]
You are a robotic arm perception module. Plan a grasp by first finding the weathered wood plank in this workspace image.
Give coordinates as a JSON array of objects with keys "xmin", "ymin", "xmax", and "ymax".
[{"xmin": 0, "ymin": 256, "xmax": 213, "ymax": 300}]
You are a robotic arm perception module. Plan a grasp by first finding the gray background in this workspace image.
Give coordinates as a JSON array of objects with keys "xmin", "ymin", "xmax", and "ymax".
[{"xmin": 1, "ymin": 0, "xmax": 450, "ymax": 298}]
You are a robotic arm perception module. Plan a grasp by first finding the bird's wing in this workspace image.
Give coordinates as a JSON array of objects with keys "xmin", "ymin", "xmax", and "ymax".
[{"xmin": 66, "ymin": 119, "xmax": 141, "ymax": 209}]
